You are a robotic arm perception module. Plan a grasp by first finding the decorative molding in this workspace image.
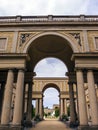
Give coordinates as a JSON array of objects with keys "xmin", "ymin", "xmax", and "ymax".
[
  {"xmin": 20, "ymin": 33, "xmax": 32, "ymax": 46},
  {"xmin": 0, "ymin": 37, "xmax": 7, "ymax": 51},
  {"xmin": 69, "ymin": 33, "xmax": 81, "ymax": 46},
  {"xmin": 94, "ymin": 37, "xmax": 98, "ymax": 50}
]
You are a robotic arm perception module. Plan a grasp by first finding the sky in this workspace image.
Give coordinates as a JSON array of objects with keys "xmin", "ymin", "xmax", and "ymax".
[
  {"xmin": 0, "ymin": 0, "xmax": 98, "ymax": 108},
  {"xmin": 43, "ymin": 88, "xmax": 59, "ymax": 108},
  {"xmin": 34, "ymin": 58, "xmax": 67, "ymax": 108},
  {"xmin": 0, "ymin": 0, "xmax": 98, "ymax": 16},
  {"xmin": 34, "ymin": 58, "xmax": 67, "ymax": 77}
]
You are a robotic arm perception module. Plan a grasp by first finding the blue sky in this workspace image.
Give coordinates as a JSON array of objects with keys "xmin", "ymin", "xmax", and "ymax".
[{"xmin": 0, "ymin": 0, "xmax": 97, "ymax": 108}]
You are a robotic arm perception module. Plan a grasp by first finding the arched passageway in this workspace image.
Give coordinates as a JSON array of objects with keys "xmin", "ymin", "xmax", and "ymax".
[
  {"xmin": 25, "ymin": 33, "xmax": 77, "ymax": 122},
  {"xmin": 0, "ymin": 22, "xmax": 98, "ymax": 130},
  {"xmin": 43, "ymin": 87, "xmax": 59, "ymax": 118},
  {"xmin": 26, "ymin": 33, "xmax": 75, "ymax": 72}
]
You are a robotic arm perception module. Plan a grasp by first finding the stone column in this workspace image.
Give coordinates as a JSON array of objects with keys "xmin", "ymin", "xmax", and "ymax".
[
  {"xmin": 0, "ymin": 83, "xmax": 5, "ymax": 123},
  {"xmin": 60, "ymin": 98, "xmax": 64, "ymax": 116},
  {"xmin": 0, "ymin": 84, "xmax": 1, "ymax": 123},
  {"xmin": 76, "ymin": 69, "xmax": 88, "ymax": 126},
  {"xmin": 39, "ymin": 98, "xmax": 43, "ymax": 119},
  {"xmin": 1, "ymin": 69, "xmax": 14, "ymax": 125},
  {"xmin": 12, "ymin": 69, "xmax": 24, "ymax": 126},
  {"xmin": 35, "ymin": 99, "xmax": 39, "ymax": 115},
  {"xmin": 69, "ymin": 82, "xmax": 76, "ymax": 123},
  {"xmin": 64, "ymin": 99, "xmax": 67, "ymax": 115},
  {"xmin": 24, "ymin": 84, "xmax": 28, "ymax": 113},
  {"xmin": 26, "ymin": 82, "xmax": 33, "ymax": 121},
  {"xmin": 75, "ymin": 83, "xmax": 79, "ymax": 121},
  {"xmin": 24, "ymin": 99, "xmax": 28, "ymax": 114},
  {"xmin": 87, "ymin": 70, "xmax": 98, "ymax": 126}
]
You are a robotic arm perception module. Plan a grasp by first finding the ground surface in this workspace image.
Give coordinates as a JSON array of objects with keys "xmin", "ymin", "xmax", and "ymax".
[{"xmin": 29, "ymin": 119, "xmax": 76, "ymax": 130}]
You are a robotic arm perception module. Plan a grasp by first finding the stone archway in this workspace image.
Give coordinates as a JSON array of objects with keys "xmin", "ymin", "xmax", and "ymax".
[
  {"xmin": 42, "ymin": 84, "xmax": 60, "ymax": 119},
  {"xmin": 25, "ymin": 33, "xmax": 76, "ymax": 72},
  {"xmin": 0, "ymin": 15, "xmax": 98, "ymax": 130},
  {"xmin": 25, "ymin": 33, "xmax": 76, "ymax": 122},
  {"xmin": 32, "ymin": 77, "xmax": 69, "ymax": 118},
  {"xmin": 23, "ymin": 31, "xmax": 80, "ymax": 53}
]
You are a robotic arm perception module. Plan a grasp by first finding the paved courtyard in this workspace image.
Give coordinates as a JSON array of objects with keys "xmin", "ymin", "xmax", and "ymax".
[{"xmin": 28, "ymin": 119, "xmax": 76, "ymax": 130}]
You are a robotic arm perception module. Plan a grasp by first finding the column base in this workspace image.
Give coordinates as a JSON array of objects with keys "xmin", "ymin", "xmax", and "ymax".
[
  {"xmin": 69, "ymin": 121, "xmax": 79, "ymax": 128},
  {"xmin": 0, "ymin": 125, "xmax": 23, "ymax": 130},
  {"xmin": 0, "ymin": 125, "xmax": 9, "ymax": 130},
  {"xmin": 24, "ymin": 120, "xmax": 32, "ymax": 127},
  {"xmin": 78, "ymin": 125, "xmax": 98, "ymax": 130},
  {"xmin": 90, "ymin": 125, "xmax": 98, "ymax": 130},
  {"xmin": 11, "ymin": 125, "xmax": 23, "ymax": 130},
  {"xmin": 78, "ymin": 125, "xmax": 89, "ymax": 130}
]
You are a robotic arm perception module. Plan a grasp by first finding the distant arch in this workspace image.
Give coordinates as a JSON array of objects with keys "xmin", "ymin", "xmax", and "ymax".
[{"xmin": 42, "ymin": 83, "xmax": 60, "ymax": 93}]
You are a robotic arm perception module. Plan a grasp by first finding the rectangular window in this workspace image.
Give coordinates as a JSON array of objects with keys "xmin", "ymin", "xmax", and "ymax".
[
  {"xmin": 95, "ymin": 37, "xmax": 98, "ymax": 49},
  {"xmin": 0, "ymin": 38, "xmax": 7, "ymax": 50}
]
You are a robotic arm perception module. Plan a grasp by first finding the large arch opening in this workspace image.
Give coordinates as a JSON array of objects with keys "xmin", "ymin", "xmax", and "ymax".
[
  {"xmin": 34, "ymin": 57, "xmax": 68, "ymax": 77},
  {"xmin": 26, "ymin": 34, "xmax": 75, "ymax": 72},
  {"xmin": 24, "ymin": 33, "xmax": 77, "ymax": 126}
]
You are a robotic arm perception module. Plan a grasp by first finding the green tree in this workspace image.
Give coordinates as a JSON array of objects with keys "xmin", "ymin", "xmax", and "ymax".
[
  {"xmin": 55, "ymin": 108, "xmax": 59, "ymax": 117},
  {"xmin": 32, "ymin": 105, "xmax": 35, "ymax": 118},
  {"xmin": 48, "ymin": 112, "xmax": 51, "ymax": 116},
  {"xmin": 67, "ymin": 105, "xmax": 70, "ymax": 117},
  {"xmin": 44, "ymin": 113, "xmax": 48, "ymax": 117}
]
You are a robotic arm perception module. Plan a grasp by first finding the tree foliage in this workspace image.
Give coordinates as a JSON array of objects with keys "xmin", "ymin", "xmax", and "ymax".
[{"xmin": 55, "ymin": 108, "xmax": 59, "ymax": 117}]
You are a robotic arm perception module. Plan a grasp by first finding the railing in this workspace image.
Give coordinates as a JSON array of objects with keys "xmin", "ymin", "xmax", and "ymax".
[{"xmin": 0, "ymin": 15, "xmax": 98, "ymax": 23}]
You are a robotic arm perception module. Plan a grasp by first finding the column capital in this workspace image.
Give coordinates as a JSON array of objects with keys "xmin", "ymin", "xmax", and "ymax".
[
  {"xmin": 68, "ymin": 81, "xmax": 73, "ymax": 85},
  {"xmin": 7, "ymin": 68, "xmax": 17, "ymax": 72},
  {"xmin": 28, "ymin": 81, "xmax": 34, "ymax": 85},
  {"xmin": 18, "ymin": 68, "xmax": 26, "ymax": 72},
  {"xmin": 87, "ymin": 69, "xmax": 93, "ymax": 72},
  {"xmin": 75, "ymin": 68, "xmax": 83, "ymax": 72}
]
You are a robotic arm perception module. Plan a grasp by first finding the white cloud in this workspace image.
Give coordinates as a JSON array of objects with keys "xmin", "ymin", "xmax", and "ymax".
[
  {"xmin": 34, "ymin": 58, "xmax": 67, "ymax": 77},
  {"xmin": 0, "ymin": 0, "xmax": 98, "ymax": 16},
  {"xmin": 43, "ymin": 88, "xmax": 59, "ymax": 108}
]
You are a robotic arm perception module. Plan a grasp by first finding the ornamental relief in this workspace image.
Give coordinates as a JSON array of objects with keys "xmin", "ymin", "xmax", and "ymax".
[
  {"xmin": 69, "ymin": 33, "xmax": 81, "ymax": 46},
  {"xmin": 18, "ymin": 32, "xmax": 40, "ymax": 47},
  {"xmin": 18, "ymin": 31, "xmax": 83, "ymax": 53},
  {"xmin": 58, "ymin": 31, "xmax": 82, "ymax": 46},
  {"xmin": 58, "ymin": 31, "xmax": 83, "ymax": 52}
]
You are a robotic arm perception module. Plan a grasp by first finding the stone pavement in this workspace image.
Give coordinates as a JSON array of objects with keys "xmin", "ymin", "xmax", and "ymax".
[{"xmin": 28, "ymin": 119, "xmax": 77, "ymax": 130}]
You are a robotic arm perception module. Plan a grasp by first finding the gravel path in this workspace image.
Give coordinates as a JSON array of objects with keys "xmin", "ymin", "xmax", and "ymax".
[{"xmin": 29, "ymin": 119, "xmax": 73, "ymax": 130}]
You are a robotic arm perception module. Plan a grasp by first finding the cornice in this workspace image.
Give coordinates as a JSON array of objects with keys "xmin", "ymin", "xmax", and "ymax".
[
  {"xmin": 71, "ymin": 52, "xmax": 98, "ymax": 60},
  {"xmin": 0, "ymin": 53, "xmax": 28, "ymax": 58},
  {"xmin": 0, "ymin": 15, "xmax": 98, "ymax": 27},
  {"xmin": 33, "ymin": 77, "xmax": 68, "ymax": 80}
]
